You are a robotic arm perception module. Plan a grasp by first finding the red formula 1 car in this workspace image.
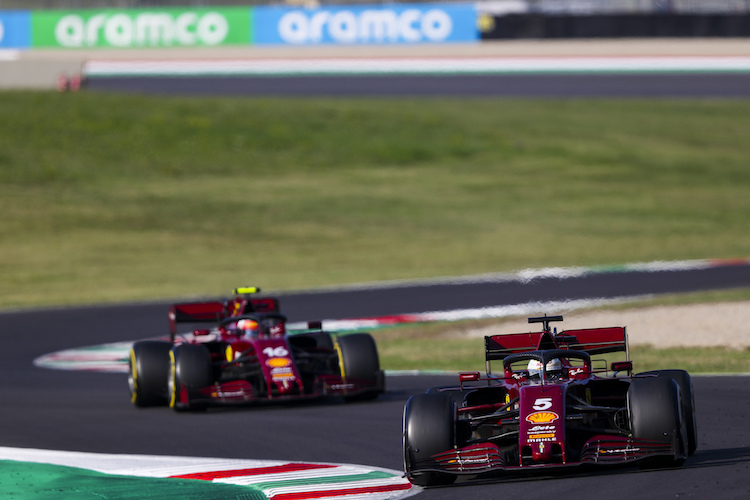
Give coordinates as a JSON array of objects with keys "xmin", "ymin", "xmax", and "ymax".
[
  {"xmin": 403, "ymin": 315, "xmax": 697, "ymax": 486},
  {"xmin": 128, "ymin": 287, "xmax": 385, "ymax": 410}
]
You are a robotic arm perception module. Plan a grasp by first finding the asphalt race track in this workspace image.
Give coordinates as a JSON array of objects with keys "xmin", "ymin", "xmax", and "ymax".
[
  {"xmin": 274, "ymin": 261, "xmax": 750, "ymax": 321},
  {"xmin": 85, "ymin": 73, "xmax": 750, "ymax": 97},
  {"xmin": 2, "ymin": 265, "xmax": 750, "ymax": 499}
]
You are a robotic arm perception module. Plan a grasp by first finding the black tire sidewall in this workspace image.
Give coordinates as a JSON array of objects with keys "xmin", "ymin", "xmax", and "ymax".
[
  {"xmin": 637, "ymin": 369, "xmax": 697, "ymax": 456},
  {"xmin": 628, "ymin": 376, "xmax": 687, "ymax": 467},
  {"xmin": 170, "ymin": 343, "xmax": 213, "ymax": 411},
  {"xmin": 403, "ymin": 393, "xmax": 457, "ymax": 486},
  {"xmin": 129, "ymin": 341, "xmax": 171, "ymax": 407},
  {"xmin": 336, "ymin": 333, "xmax": 380, "ymax": 381}
]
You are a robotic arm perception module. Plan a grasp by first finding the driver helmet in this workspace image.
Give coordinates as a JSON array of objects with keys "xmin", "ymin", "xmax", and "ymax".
[
  {"xmin": 527, "ymin": 358, "xmax": 563, "ymax": 380},
  {"xmin": 237, "ymin": 318, "xmax": 261, "ymax": 338}
]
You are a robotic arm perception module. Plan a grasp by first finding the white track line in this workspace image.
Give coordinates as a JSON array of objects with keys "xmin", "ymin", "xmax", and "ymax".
[{"xmin": 84, "ymin": 57, "xmax": 750, "ymax": 76}]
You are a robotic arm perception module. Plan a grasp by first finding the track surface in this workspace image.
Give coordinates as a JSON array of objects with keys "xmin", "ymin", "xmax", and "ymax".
[
  {"xmin": 75, "ymin": 40, "xmax": 750, "ymax": 97},
  {"xmin": 2, "ymin": 266, "xmax": 750, "ymax": 498}
]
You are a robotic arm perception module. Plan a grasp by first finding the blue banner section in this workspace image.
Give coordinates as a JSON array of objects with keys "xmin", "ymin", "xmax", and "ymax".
[
  {"xmin": 253, "ymin": 3, "xmax": 477, "ymax": 45},
  {"xmin": 0, "ymin": 11, "xmax": 31, "ymax": 48}
]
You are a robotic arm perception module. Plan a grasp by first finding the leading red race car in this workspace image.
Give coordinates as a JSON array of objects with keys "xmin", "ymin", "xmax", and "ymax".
[
  {"xmin": 128, "ymin": 287, "xmax": 385, "ymax": 410},
  {"xmin": 403, "ymin": 315, "xmax": 697, "ymax": 486}
]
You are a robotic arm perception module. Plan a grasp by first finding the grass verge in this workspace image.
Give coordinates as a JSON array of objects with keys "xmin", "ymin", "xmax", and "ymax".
[{"xmin": 2, "ymin": 93, "xmax": 750, "ymax": 308}]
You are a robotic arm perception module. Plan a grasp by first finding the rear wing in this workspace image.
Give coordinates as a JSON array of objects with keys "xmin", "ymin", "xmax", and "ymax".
[
  {"xmin": 168, "ymin": 297, "xmax": 280, "ymax": 336},
  {"xmin": 554, "ymin": 327, "xmax": 628, "ymax": 356},
  {"xmin": 485, "ymin": 326, "xmax": 628, "ymax": 373},
  {"xmin": 485, "ymin": 332, "xmax": 543, "ymax": 361}
]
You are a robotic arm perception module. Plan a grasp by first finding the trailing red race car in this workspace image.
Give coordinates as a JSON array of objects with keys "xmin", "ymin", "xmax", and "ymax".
[
  {"xmin": 128, "ymin": 287, "xmax": 385, "ymax": 410},
  {"xmin": 403, "ymin": 315, "xmax": 697, "ymax": 486}
]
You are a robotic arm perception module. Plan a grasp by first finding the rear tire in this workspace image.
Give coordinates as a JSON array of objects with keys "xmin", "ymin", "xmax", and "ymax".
[
  {"xmin": 628, "ymin": 377, "xmax": 687, "ymax": 468},
  {"xmin": 169, "ymin": 344, "xmax": 213, "ymax": 412},
  {"xmin": 638, "ymin": 370, "xmax": 697, "ymax": 456},
  {"xmin": 128, "ymin": 341, "xmax": 171, "ymax": 407},
  {"xmin": 336, "ymin": 333, "xmax": 384, "ymax": 401},
  {"xmin": 403, "ymin": 393, "xmax": 457, "ymax": 487}
]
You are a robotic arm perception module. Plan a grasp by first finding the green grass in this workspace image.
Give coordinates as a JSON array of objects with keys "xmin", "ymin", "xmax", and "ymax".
[
  {"xmin": 2, "ymin": 93, "xmax": 750, "ymax": 309},
  {"xmin": 2, "ymin": 91, "xmax": 748, "ymax": 373}
]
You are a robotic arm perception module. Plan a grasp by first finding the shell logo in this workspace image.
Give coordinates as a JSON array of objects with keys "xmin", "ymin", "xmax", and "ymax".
[
  {"xmin": 266, "ymin": 357, "xmax": 291, "ymax": 368},
  {"xmin": 526, "ymin": 411, "xmax": 559, "ymax": 424}
]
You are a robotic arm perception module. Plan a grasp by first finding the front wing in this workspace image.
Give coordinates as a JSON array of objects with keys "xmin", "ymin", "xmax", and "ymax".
[
  {"xmin": 414, "ymin": 436, "xmax": 677, "ymax": 475},
  {"xmin": 177, "ymin": 373, "xmax": 384, "ymax": 406}
]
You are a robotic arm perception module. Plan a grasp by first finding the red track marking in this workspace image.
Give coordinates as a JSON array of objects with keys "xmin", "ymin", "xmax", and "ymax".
[
  {"xmin": 171, "ymin": 462, "xmax": 337, "ymax": 481},
  {"xmin": 270, "ymin": 482, "xmax": 413, "ymax": 500}
]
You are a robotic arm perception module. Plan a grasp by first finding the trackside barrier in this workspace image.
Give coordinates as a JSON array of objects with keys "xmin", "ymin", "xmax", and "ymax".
[
  {"xmin": 479, "ymin": 12, "xmax": 750, "ymax": 39},
  {"xmin": 0, "ymin": 11, "xmax": 31, "ymax": 48},
  {"xmin": 3, "ymin": 4, "xmax": 750, "ymax": 50},
  {"xmin": 1, "ymin": 4, "xmax": 478, "ymax": 49},
  {"xmin": 31, "ymin": 7, "xmax": 251, "ymax": 49},
  {"xmin": 6, "ymin": 0, "xmax": 750, "ymax": 13},
  {"xmin": 252, "ymin": 4, "xmax": 479, "ymax": 45}
]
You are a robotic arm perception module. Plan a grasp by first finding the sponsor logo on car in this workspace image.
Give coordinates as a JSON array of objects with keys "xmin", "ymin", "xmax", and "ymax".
[
  {"xmin": 270, "ymin": 366, "xmax": 295, "ymax": 380},
  {"xmin": 526, "ymin": 411, "xmax": 559, "ymax": 424},
  {"xmin": 330, "ymin": 383, "xmax": 355, "ymax": 390},
  {"xmin": 528, "ymin": 425, "xmax": 556, "ymax": 432},
  {"xmin": 213, "ymin": 389, "xmax": 249, "ymax": 398},
  {"xmin": 266, "ymin": 357, "xmax": 291, "ymax": 368},
  {"xmin": 528, "ymin": 433, "xmax": 556, "ymax": 441}
]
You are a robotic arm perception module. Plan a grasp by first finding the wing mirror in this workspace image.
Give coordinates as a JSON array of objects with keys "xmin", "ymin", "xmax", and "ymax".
[
  {"xmin": 610, "ymin": 361, "xmax": 633, "ymax": 373},
  {"xmin": 193, "ymin": 329, "xmax": 211, "ymax": 337},
  {"xmin": 307, "ymin": 320, "xmax": 323, "ymax": 330},
  {"xmin": 459, "ymin": 372, "xmax": 481, "ymax": 389}
]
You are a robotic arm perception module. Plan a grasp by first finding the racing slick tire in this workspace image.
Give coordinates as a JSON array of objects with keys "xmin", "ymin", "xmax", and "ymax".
[
  {"xmin": 128, "ymin": 341, "xmax": 171, "ymax": 407},
  {"xmin": 169, "ymin": 344, "xmax": 213, "ymax": 412},
  {"xmin": 628, "ymin": 376, "xmax": 688, "ymax": 469},
  {"xmin": 403, "ymin": 393, "xmax": 457, "ymax": 487},
  {"xmin": 638, "ymin": 370, "xmax": 697, "ymax": 456},
  {"xmin": 335, "ymin": 333, "xmax": 384, "ymax": 402}
]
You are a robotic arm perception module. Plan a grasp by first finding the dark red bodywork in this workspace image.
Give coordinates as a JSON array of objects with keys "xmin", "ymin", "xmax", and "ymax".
[
  {"xmin": 167, "ymin": 290, "xmax": 384, "ymax": 407},
  {"xmin": 403, "ymin": 315, "xmax": 693, "ymax": 484}
]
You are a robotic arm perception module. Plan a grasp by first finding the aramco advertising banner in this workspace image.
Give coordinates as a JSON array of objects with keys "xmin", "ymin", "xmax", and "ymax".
[
  {"xmin": 23, "ymin": 4, "xmax": 476, "ymax": 49},
  {"xmin": 31, "ymin": 7, "xmax": 251, "ymax": 48},
  {"xmin": 253, "ymin": 4, "xmax": 478, "ymax": 45},
  {"xmin": 0, "ymin": 11, "xmax": 31, "ymax": 48}
]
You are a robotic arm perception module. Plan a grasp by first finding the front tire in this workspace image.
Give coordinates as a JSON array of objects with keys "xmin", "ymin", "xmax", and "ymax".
[
  {"xmin": 403, "ymin": 393, "xmax": 457, "ymax": 487},
  {"xmin": 336, "ymin": 333, "xmax": 384, "ymax": 401},
  {"xmin": 638, "ymin": 370, "xmax": 697, "ymax": 456},
  {"xmin": 128, "ymin": 341, "xmax": 171, "ymax": 407},
  {"xmin": 628, "ymin": 376, "xmax": 687, "ymax": 468},
  {"xmin": 169, "ymin": 344, "xmax": 213, "ymax": 412}
]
